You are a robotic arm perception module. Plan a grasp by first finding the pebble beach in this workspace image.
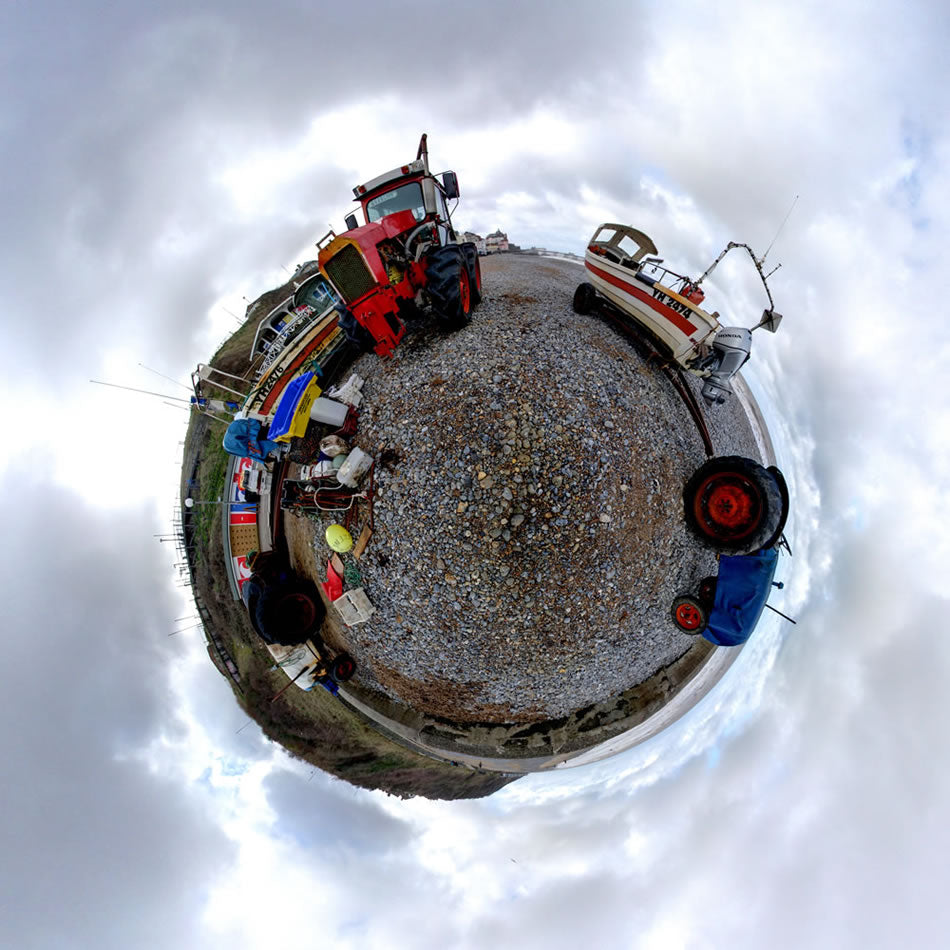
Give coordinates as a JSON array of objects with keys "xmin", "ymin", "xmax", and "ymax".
[{"xmin": 299, "ymin": 254, "xmax": 763, "ymax": 723}]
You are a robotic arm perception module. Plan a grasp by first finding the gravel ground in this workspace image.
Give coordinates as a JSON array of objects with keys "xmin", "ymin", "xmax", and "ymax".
[{"xmin": 301, "ymin": 254, "xmax": 763, "ymax": 723}]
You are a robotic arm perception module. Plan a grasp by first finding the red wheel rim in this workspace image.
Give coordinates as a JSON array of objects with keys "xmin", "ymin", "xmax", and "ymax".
[
  {"xmin": 692, "ymin": 471, "xmax": 763, "ymax": 541},
  {"xmin": 459, "ymin": 267, "xmax": 471, "ymax": 314},
  {"xmin": 674, "ymin": 602, "xmax": 704, "ymax": 631},
  {"xmin": 474, "ymin": 257, "xmax": 482, "ymax": 291}
]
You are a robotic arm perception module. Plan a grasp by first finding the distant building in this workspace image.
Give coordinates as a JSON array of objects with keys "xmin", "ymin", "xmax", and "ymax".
[
  {"xmin": 461, "ymin": 231, "xmax": 487, "ymax": 255},
  {"xmin": 292, "ymin": 260, "xmax": 320, "ymax": 281},
  {"xmin": 486, "ymin": 229, "xmax": 509, "ymax": 253}
]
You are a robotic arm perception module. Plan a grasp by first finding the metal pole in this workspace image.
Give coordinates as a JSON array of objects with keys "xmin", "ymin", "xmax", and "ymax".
[
  {"xmin": 138, "ymin": 362, "xmax": 193, "ymax": 391},
  {"xmin": 764, "ymin": 603, "xmax": 797, "ymax": 624},
  {"xmin": 763, "ymin": 195, "xmax": 799, "ymax": 261},
  {"xmin": 270, "ymin": 665, "xmax": 312, "ymax": 702}
]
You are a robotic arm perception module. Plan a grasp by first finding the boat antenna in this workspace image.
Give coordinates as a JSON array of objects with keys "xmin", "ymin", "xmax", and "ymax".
[
  {"xmin": 762, "ymin": 194, "xmax": 799, "ymax": 262},
  {"xmin": 138, "ymin": 362, "xmax": 192, "ymax": 391},
  {"xmin": 90, "ymin": 379, "xmax": 192, "ymax": 403}
]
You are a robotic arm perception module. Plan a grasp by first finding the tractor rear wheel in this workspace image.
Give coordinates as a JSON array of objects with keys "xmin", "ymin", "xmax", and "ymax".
[
  {"xmin": 684, "ymin": 456, "xmax": 785, "ymax": 554},
  {"xmin": 460, "ymin": 242, "xmax": 482, "ymax": 306},
  {"xmin": 572, "ymin": 282, "xmax": 597, "ymax": 315},
  {"xmin": 425, "ymin": 246, "xmax": 471, "ymax": 329},
  {"xmin": 671, "ymin": 596, "xmax": 707, "ymax": 633}
]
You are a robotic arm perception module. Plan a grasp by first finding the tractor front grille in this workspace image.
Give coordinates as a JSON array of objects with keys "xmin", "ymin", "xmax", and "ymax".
[{"xmin": 324, "ymin": 244, "xmax": 376, "ymax": 304}]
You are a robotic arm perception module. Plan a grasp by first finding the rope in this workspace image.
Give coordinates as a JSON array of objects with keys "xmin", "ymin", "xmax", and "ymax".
[{"xmin": 343, "ymin": 560, "xmax": 362, "ymax": 587}]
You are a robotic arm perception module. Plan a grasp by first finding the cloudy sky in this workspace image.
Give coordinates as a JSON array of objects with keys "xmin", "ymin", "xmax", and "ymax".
[{"xmin": 3, "ymin": 1, "xmax": 949, "ymax": 947}]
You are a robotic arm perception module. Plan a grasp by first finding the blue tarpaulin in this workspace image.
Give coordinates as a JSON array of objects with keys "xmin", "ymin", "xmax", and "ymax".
[
  {"xmin": 222, "ymin": 418, "xmax": 281, "ymax": 460},
  {"xmin": 268, "ymin": 371, "xmax": 317, "ymax": 441},
  {"xmin": 704, "ymin": 548, "xmax": 780, "ymax": 646}
]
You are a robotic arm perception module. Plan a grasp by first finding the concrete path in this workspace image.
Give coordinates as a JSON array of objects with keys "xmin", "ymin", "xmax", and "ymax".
[{"xmin": 338, "ymin": 640, "xmax": 741, "ymax": 774}]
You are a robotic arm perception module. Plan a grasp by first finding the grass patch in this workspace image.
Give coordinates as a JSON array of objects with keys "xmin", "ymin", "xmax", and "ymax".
[{"xmin": 192, "ymin": 437, "xmax": 229, "ymax": 554}]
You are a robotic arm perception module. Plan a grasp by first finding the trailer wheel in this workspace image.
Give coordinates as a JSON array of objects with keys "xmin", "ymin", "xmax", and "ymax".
[
  {"xmin": 330, "ymin": 653, "xmax": 356, "ymax": 683},
  {"xmin": 425, "ymin": 245, "xmax": 470, "ymax": 329},
  {"xmin": 572, "ymin": 282, "xmax": 597, "ymax": 315},
  {"xmin": 698, "ymin": 576, "xmax": 718, "ymax": 607},
  {"xmin": 671, "ymin": 596, "xmax": 707, "ymax": 633},
  {"xmin": 684, "ymin": 455, "xmax": 785, "ymax": 554}
]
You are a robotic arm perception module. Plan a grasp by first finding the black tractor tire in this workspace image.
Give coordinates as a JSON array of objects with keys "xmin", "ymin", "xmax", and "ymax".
[
  {"xmin": 256, "ymin": 586, "xmax": 324, "ymax": 646},
  {"xmin": 460, "ymin": 242, "xmax": 482, "ymax": 305},
  {"xmin": 424, "ymin": 245, "xmax": 471, "ymax": 329},
  {"xmin": 671, "ymin": 595, "xmax": 707, "ymax": 634},
  {"xmin": 684, "ymin": 455, "xmax": 786, "ymax": 555},
  {"xmin": 764, "ymin": 465, "xmax": 791, "ymax": 550},
  {"xmin": 573, "ymin": 282, "xmax": 597, "ymax": 315},
  {"xmin": 330, "ymin": 653, "xmax": 356, "ymax": 684},
  {"xmin": 338, "ymin": 307, "xmax": 375, "ymax": 353}
]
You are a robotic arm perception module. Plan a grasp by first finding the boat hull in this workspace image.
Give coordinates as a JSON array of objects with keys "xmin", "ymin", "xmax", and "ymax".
[{"xmin": 584, "ymin": 253, "xmax": 718, "ymax": 365}]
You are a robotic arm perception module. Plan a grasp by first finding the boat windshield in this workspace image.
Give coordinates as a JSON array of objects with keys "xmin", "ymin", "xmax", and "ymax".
[
  {"xmin": 366, "ymin": 181, "xmax": 425, "ymax": 223},
  {"xmin": 293, "ymin": 275, "xmax": 339, "ymax": 313},
  {"xmin": 617, "ymin": 234, "xmax": 642, "ymax": 257}
]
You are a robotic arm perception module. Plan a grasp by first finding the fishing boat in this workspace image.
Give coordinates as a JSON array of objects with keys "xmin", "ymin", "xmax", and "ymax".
[{"xmin": 573, "ymin": 223, "xmax": 783, "ymax": 405}]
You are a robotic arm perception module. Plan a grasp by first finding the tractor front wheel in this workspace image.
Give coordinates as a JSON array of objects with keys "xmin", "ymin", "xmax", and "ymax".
[
  {"xmin": 425, "ymin": 246, "xmax": 471, "ymax": 330},
  {"xmin": 338, "ymin": 308, "xmax": 375, "ymax": 353}
]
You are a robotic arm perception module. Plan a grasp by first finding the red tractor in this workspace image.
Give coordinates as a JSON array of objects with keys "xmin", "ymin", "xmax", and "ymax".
[{"xmin": 316, "ymin": 134, "xmax": 482, "ymax": 357}]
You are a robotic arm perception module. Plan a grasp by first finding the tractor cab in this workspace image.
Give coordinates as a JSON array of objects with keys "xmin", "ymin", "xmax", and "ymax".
[
  {"xmin": 317, "ymin": 134, "xmax": 482, "ymax": 358},
  {"xmin": 349, "ymin": 134, "xmax": 459, "ymax": 246}
]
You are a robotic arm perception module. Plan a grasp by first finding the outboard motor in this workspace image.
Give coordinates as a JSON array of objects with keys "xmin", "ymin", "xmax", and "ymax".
[{"xmin": 700, "ymin": 327, "xmax": 752, "ymax": 405}]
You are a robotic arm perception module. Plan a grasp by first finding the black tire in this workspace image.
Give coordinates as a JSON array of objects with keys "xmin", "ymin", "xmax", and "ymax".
[
  {"xmin": 671, "ymin": 596, "xmax": 707, "ymax": 633},
  {"xmin": 764, "ymin": 465, "xmax": 791, "ymax": 550},
  {"xmin": 698, "ymin": 576, "xmax": 718, "ymax": 607},
  {"xmin": 572, "ymin": 282, "xmax": 597, "ymax": 315},
  {"xmin": 424, "ymin": 245, "xmax": 471, "ymax": 329},
  {"xmin": 338, "ymin": 307, "xmax": 375, "ymax": 353},
  {"xmin": 460, "ymin": 242, "xmax": 482, "ymax": 305},
  {"xmin": 330, "ymin": 653, "xmax": 356, "ymax": 683},
  {"xmin": 257, "ymin": 586, "xmax": 324, "ymax": 646},
  {"xmin": 684, "ymin": 455, "xmax": 785, "ymax": 554}
]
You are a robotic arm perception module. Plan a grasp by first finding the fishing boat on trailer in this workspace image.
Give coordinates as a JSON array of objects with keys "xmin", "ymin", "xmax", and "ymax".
[
  {"xmin": 191, "ymin": 271, "xmax": 350, "ymax": 424},
  {"xmin": 573, "ymin": 223, "xmax": 783, "ymax": 406}
]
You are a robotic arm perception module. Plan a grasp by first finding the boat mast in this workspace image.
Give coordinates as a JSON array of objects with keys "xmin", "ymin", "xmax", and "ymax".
[
  {"xmin": 694, "ymin": 242, "xmax": 780, "ymax": 330},
  {"xmin": 694, "ymin": 242, "xmax": 775, "ymax": 308},
  {"xmin": 694, "ymin": 196, "xmax": 797, "ymax": 330}
]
